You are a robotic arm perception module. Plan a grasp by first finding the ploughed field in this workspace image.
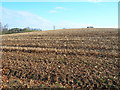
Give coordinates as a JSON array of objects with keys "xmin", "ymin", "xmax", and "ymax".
[{"xmin": 1, "ymin": 28, "xmax": 120, "ymax": 89}]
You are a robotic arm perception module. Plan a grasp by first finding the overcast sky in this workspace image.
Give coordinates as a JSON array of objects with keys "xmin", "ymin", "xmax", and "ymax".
[{"xmin": 0, "ymin": 1, "xmax": 118, "ymax": 30}]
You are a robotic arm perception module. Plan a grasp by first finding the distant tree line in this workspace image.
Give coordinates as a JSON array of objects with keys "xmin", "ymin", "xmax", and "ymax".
[
  {"xmin": 87, "ymin": 26, "xmax": 94, "ymax": 28},
  {"xmin": 0, "ymin": 23, "xmax": 42, "ymax": 34}
]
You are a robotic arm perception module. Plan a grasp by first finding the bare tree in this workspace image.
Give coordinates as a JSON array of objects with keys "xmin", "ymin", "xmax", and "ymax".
[
  {"xmin": 0, "ymin": 22, "xmax": 2, "ymax": 31},
  {"xmin": 53, "ymin": 25, "xmax": 55, "ymax": 30},
  {"xmin": 3, "ymin": 24, "xmax": 8, "ymax": 32}
]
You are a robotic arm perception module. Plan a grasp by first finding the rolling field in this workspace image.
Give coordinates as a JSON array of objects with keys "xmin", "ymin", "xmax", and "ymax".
[{"xmin": 1, "ymin": 28, "xmax": 120, "ymax": 89}]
